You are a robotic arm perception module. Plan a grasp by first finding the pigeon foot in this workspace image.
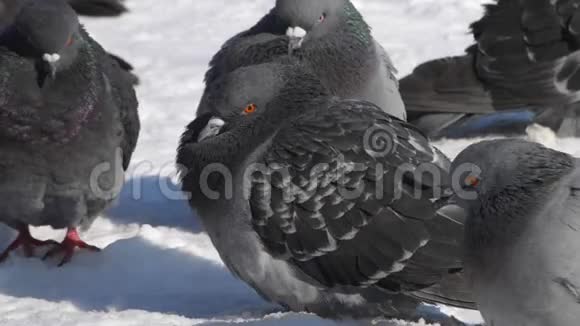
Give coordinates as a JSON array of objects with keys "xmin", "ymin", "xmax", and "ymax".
[
  {"xmin": 43, "ymin": 228, "xmax": 100, "ymax": 267},
  {"xmin": 0, "ymin": 226, "xmax": 59, "ymax": 263}
]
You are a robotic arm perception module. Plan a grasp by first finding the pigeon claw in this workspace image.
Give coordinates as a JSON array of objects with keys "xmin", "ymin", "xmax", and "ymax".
[
  {"xmin": 42, "ymin": 228, "xmax": 100, "ymax": 267},
  {"xmin": 0, "ymin": 228, "xmax": 59, "ymax": 263}
]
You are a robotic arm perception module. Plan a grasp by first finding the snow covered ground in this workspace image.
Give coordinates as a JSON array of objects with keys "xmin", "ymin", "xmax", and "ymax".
[{"xmin": 1, "ymin": 0, "xmax": 580, "ymax": 325}]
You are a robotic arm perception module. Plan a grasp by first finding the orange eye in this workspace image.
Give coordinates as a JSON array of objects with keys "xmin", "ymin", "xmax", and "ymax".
[
  {"xmin": 318, "ymin": 13, "xmax": 326, "ymax": 22},
  {"xmin": 66, "ymin": 36, "xmax": 74, "ymax": 47},
  {"xmin": 465, "ymin": 175, "xmax": 480, "ymax": 187},
  {"xmin": 242, "ymin": 103, "xmax": 257, "ymax": 115}
]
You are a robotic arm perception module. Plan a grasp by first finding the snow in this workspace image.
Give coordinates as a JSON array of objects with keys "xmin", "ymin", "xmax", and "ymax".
[{"xmin": 1, "ymin": 0, "xmax": 579, "ymax": 325}]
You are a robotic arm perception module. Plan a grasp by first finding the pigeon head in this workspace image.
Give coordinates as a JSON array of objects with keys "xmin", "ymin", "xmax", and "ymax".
[
  {"xmin": 450, "ymin": 139, "xmax": 574, "ymax": 243},
  {"xmin": 178, "ymin": 62, "xmax": 329, "ymax": 188},
  {"xmin": 274, "ymin": 0, "xmax": 371, "ymax": 53},
  {"xmin": 196, "ymin": 61, "xmax": 291, "ymax": 128},
  {"xmin": 0, "ymin": 0, "xmax": 83, "ymax": 87},
  {"xmin": 194, "ymin": 61, "xmax": 330, "ymax": 143}
]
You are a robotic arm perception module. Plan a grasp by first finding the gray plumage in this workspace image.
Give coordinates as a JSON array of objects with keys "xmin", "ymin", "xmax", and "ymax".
[
  {"xmin": 203, "ymin": 10, "xmax": 289, "ymax": 86},
  {"xmin": 451, "ymin": 139, "xmax": 580, "ymax": 326},
  {"xmin": 1, "ymin": 0, "xmax": 129, "ymax": 18},
  {"xmin": 0, "ymin": 0, "xmax": 139, "ymax": 264},
  {"xmin": 201, "ymin": 0, "xmax": 406, "ymax": 120},
  {"xmin": 0, "ymin": 0, "xmax": 19, "ymax": 31},
  {"xmin": 403, "ymin": 0, "xmax": 580, "ymax": 138},
  {"xmin": 0, "ymin": 0, "xmax": 138, "ymax": 84},
  {"xmin": 178, "ymin": 62, "xmax": 472, "ymax": 321},
  {"xmin": 67, "ymin": 0, "xmax": 127, "ymax": 17},
  {"xmin": 66, "ymin": 0, "xmax": 138, "ymax": 84}
]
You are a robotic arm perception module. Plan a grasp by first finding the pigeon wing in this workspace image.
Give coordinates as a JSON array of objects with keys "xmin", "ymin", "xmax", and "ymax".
[
  {"xmin": 401, "ymin": 55, "xmax": 498, "ymax": 116},
  {"xmin": 85, "ymin": 30, "xmax": 139, "ymax": 170},
  {"xmin": 249, "ymin": 101, "xmax": 468, "ymax": 300},
  {"xmin": 471, "ymin": 0, "xmax": 580, "ymax": 106},
  {"xmin": 106, "ymin": 52, "xmax": 138, "ymax": 85}
]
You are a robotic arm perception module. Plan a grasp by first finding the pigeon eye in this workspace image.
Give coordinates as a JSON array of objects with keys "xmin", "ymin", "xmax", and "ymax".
[
  {"xmin": 242, "ymin": 103, "xmax": 257, "ymax": 115},
  {"xmin": 318, "ymin": 13, "xmax": 326, "ymax": 23},
  {"xmin": 66, "ymin": 35, "xmax": 74, "ymax": 47},
  {"xmin": 465, "ymin": 175, "xmax": 480, "ymax": 188}
]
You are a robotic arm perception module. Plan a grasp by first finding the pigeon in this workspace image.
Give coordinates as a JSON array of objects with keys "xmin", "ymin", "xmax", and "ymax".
[
  {"xmin": 201, "ymin": 0, "xmax": 406, "ymax": 120},
  {"xmin": 450, "ymin": 139, "xmax": 580, "ymax": 326},
  {"xmin": 178, "ymin": 62, "xmax": 473, "ymax": 322},
  {"xmin": 402, "ymin": 0, "xmax": 580, "ymax": 139},
  {"xmin": 0, "ymin": 0, "xmax": 139, "ymax": 266}
]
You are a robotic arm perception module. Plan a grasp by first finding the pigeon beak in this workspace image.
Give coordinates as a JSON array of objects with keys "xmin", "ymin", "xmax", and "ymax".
[
  {"xmin": 42, "ymin": 53, "xmax": 61, "ymax": 78},
  {"xmin": 197, "ymin": 117, "xmax": 225, "ymax": 142},
  {"xmin": 37, "ymin": 53, "xmax": 61, "ymax": 87},
  {"xmin": 286, "ymin": 26, "xmax": 307, "ymax": 55}
]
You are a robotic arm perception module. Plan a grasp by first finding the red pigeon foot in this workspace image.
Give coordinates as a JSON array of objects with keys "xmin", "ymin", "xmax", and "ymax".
[
  {"xmin": 43, "ymin": 228, "xmax": 100, "ymax": 267},
  {"xmin": 0, "ymin": 226, "xmax": 59, "ymax": 263}
]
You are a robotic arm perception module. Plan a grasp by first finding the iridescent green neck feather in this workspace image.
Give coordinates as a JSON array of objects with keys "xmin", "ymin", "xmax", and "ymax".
[{"xmin": 343, "ymin": 1, "xmax": 371, "ymax": 45}]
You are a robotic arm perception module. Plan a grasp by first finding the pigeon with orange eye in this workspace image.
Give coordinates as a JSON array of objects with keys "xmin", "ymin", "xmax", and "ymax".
[
  {"xmin": 450, "ymin": 139, "xmax": 580, "ymax": 326},
  {"xmin": 178, "ymin": 62, "xmax": 471, "ymax": 323}
]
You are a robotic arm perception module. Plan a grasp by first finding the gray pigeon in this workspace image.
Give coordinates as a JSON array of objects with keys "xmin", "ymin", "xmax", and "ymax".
[
  {"xmin": 178, "ymin": 62, "xmax": 473, "ymax": 322},
  {"xmin": 0, "ymin": 0, "xmax": 139, "ymax": 266},
  {"xmin": 403, "ymin": 0, "xmax": 580, "ymax": 139},
  {"xmin": 451, "ymin": 139, "xmax": 580, "ymax": 326},
  {"xmin": 201, "ymin": 0, "xmax": 406, "ymax": 120}
]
